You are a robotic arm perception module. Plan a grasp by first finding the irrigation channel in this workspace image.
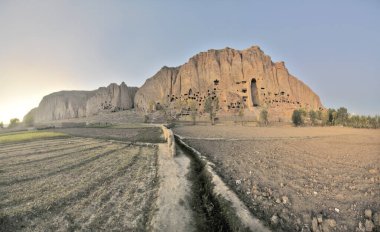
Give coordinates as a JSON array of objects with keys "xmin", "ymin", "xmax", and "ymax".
[{"xmin": 170, "ymin": 134, "xmax": 270, "ymax": 232}]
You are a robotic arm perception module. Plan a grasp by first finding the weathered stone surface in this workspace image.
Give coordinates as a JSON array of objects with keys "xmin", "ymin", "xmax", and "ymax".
[
  {"xmin": 135, "ymin": 46, "xmax": 323, "ymax": 121},
  {"xmin": 86, "ymin": 82, "xmax": 138, "ymax": 116},
  {"xmin": 27, "ymin": 82, "xmax": 137, "ymax": 123}
]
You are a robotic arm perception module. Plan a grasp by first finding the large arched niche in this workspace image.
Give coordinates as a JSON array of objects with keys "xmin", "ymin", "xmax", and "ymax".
[{"xmin": 250, "ymin": 78, "xmax": 260, "ymax": 107}]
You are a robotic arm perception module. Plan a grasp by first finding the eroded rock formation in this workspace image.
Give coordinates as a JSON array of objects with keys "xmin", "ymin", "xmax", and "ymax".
[
  {"xmin": 28, "ymin": 82, "xmax": 138, "ymax": 123},
  {"xmin": 135, "ymin": 46, "xmax": 323, "ymax": 120}
]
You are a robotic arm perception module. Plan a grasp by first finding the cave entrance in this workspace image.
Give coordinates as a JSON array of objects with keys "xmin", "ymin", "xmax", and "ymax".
[{"xmin": 250, "ymin": 78, "xmax": 260, "ymax": 107}]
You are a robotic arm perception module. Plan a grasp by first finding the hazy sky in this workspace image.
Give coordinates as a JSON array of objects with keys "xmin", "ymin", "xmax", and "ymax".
[{"xmin": 0, "ymin": 0, "xmax": 379, "ymax": 123}]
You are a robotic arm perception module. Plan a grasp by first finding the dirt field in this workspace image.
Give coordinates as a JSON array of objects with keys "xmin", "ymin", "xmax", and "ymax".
[
  {"xmin": 0, "ymin": 136, "xmax": 158, "ymax": 231},
  {"xmin": 174, "ymin": 125, "xmax": 380, "ymax": 231}
]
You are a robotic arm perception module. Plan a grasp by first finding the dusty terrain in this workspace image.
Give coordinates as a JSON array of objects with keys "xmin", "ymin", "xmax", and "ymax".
[
  {"xmin": 174, "ymin": 125, "xmax": 380, "ymax": 231},
  {"xmin": 0, "ymin": 136, "xmax": 158, "ymax": 231}
]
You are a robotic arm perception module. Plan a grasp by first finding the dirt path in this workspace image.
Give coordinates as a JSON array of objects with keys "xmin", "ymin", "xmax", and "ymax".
[
  {"xmin": 176, "ymin": 135, "xmax": 271, "ymax": 232},
  {"xmin": 149, "ymin": 144, "xmax": 195, "ymax": 231}
]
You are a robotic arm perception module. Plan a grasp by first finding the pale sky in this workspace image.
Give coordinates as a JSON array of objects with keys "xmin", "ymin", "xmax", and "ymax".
[{"xmin": 0, "ymin": 0, "xmax": 379, "ymax": 123}]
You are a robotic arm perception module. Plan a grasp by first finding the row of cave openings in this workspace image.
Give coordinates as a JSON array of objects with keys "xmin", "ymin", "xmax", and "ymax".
[
  {"xmin": 164, "ymin": 78, "xmax": 262, "ymax": 111},
  {"xmin": 162, "ymin": 78, "xmax": 313, "ymax": 111}
]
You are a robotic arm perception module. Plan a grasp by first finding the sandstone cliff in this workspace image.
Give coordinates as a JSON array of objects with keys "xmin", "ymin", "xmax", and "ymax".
[
  {"xmin": 28, "ymin": 82, "xmax": 138, "ymax": 123},
  {"xmin": 135, "ymin": 46, "xmax": 323, "ymax": 120}
]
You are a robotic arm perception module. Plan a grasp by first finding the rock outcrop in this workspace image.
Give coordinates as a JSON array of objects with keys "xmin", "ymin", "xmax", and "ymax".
[
  {"xmin": 135, "ymin": 46, "xmax": 323, "ymax": 120},
  {"xmin": 28, "ymin": 82, "xmax": 138, "ymax": 123}
]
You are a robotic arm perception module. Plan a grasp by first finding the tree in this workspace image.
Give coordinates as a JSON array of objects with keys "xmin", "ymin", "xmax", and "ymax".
[
  {"xmin": 328, "ymin": 108, "xmax": 337, "ymax": 125},
  {"xmin": 319, "ymin": 110, "xmax": 329, "ymax": 126},
  {"xmin": 260, "ymin": 109, "xmax": 269, "ymax": 126},
  {"xmin": 336, "ymin": 107, "xmax": 348, "ymax": 125},
  {"xmin": 148, "ymin": 100, "xmax": 155, "ymax": 113},
  {"xmin": 8, "ymin": 118, "xmax": 20, "ymax": 128},
  {"xmin": 309, "ymin": 110, "xmax": 317, "ymax": 126},
  {"xmin": 292, "ymin": 110, "xmax": 304, "ymax": 126},
  {"xmin": 188, "ymin": 99, "xmax": 198, "ymax": 125},
  {"xmin": 0, "ymin": 121, "xmax": 3, "ymax": 129},
  {"xmin": 23, "ymin": 114, "xmax": 34, "ymax": 127},
  {"xmin": 204, "ymin": 96, "xmax": 219, "ymax": 125}
]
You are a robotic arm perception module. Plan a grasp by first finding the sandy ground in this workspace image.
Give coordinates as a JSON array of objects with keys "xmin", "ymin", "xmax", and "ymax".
[
  {"xmin": 174, "ymin": 125, "xmax": 380, "ymax": 231},
  {"xmin": 149, "ymin": 144, "xmax": 195, "ymax": 232},
  {"xmin": 0, "ymin": 137, "xmax": 158, "ymax": 231}
]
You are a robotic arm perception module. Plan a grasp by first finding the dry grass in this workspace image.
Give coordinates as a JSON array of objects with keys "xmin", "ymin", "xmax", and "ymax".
[{"xmin": 0, "ymin": 131, "xmax": 68, "ymax": 144}]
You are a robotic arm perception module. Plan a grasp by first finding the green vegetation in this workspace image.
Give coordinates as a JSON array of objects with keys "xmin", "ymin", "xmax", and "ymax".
[
  {"xmin": 293, "ymin": 106, "xmax": 379, "ymax": 129},
  {"xmin": 0, "ymin": 131, "xmax": 68, "ymax": 144},
  {"xmin": 0, "ymin": 121, "xmax": 3, "ymax": 129},
  {"xmin": 23, "ymin": 114, "xmax": 35, "ymax": 127},
  {"xmin": 321, "ymin": 107, "xmax": 379, "ymax": 128},
  {"xmin": 8, "ymin": 118, "xmax": 20, "ymax": 128},
  {"xmin": 327, "ymin": 108, "xmax": 337, "ymax": 125},
  {"xmin": 188, "ymin": 99, "xmax": 198, "ymax": 125},
  {"xmin": 292, "ymin": 109, "xmax": 306, "ymax": 126},
  {"xmin": 336, "ymin": 107, "xmax": 349, "ymax": 125},
  {"xmin": 309, "ymin": 110, "xmax": 317, "ymax": 126},
  {"xmin": 204, "ymin": 96, "xmax": 219, "ymax": 125},
  {"xmin": 260, "ymin": 109, "xmax": 269, "ymax": 126}
]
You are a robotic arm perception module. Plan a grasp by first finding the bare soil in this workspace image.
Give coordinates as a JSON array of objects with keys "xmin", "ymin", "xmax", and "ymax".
[
  {"xmin": 174, "ymin": 125, "xmax": 380, "ymax": 231},
  {"xmin": 0, "ymin": 137, "xmax": 158, "ymax": 231}
]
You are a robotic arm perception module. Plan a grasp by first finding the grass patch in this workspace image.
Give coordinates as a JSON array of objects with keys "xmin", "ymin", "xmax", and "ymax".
[{"xmin": 0, "ymin": 131, "xmax": 68, "ymax": 144}]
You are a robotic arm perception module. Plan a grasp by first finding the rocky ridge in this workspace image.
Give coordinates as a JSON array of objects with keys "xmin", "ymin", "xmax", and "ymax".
[
  {"xmin": 25, "ymin": 45, "xmax": 324, "ymax": 123},
  {"xmin": 135, "ymin": 46, "xmax": 323, "ymax": 121},
  {"xmin": 26, "ymin": 82, "xmax": 137, "ymax": 123}
]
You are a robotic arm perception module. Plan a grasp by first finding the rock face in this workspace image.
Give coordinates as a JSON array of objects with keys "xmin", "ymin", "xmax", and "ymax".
[
  {"xmin": 135, "ymin": 46, "xmax": 323, "ymax": 121},
  {"xmin": 86, "ymin": 83, "xmax": 138, "ymax": 116},
  {"xmin": 29, "ymin": 82, "xmax": 138, "ymax": 123}
]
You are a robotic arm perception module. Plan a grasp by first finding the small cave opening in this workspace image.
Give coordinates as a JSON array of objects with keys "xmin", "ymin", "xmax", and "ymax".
[{"xmin": 250, "ymin": 78, "xmax": 260, "ymax": 107}]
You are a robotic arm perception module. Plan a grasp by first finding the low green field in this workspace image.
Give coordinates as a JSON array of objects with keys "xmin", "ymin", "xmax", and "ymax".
[{"xmin": 0, "ymin": 131, "xmax": 68, "ymax": 144}]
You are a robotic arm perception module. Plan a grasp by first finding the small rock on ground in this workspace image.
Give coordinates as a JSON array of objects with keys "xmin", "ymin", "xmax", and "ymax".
[
  {"xmin": 373, "ymin": 212, "xmax": 380, "ymax": 226},
  {"xmin": 365, "ymin": 219, "xmax": 374, "ymax": 232},
  {"xmin": 365, "ymin": 209, "xmax": 372, "ymax": 219}
]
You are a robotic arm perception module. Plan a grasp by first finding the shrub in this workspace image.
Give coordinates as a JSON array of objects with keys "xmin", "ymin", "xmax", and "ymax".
[
  {"xmin": 204, "ymin": 96, "xmax": 219, "ymax": 125},
  {"xmin": 336, "ymin": 107, "xmax": 348, "ymax": 125},
  {"xmin": 292, "ymin": 110, "xmax": 304, "ymax": 126},
  {"xmin": 188, "ymin": 99, "xmax": 198, "ymax": 125},
  {"xmin": 8, "ymin": 118, "xmax": 20, "ymax": 128},
  {"xmin": 328, "ymin": 108, "xmax": 337, "ymax": 125},
  {"xmin": 23, "ymin": 114, "xmax": 34, "ymax": 127},
  {"xmin": 309, "ymin": 110, "xmax": 317, "ymax": 126},
  {"xmin": 260, "ymin": 109, "xmax": 269, "ymax": 126},
  {"xmin": 0, "ymin": 121, "xmax": 3, "ymax": 129}
]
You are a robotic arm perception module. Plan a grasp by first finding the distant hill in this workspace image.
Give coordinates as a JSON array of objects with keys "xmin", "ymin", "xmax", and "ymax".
[{"xmin": 25, "ymin": 82, "xmax": 138, "ymax": 123}]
